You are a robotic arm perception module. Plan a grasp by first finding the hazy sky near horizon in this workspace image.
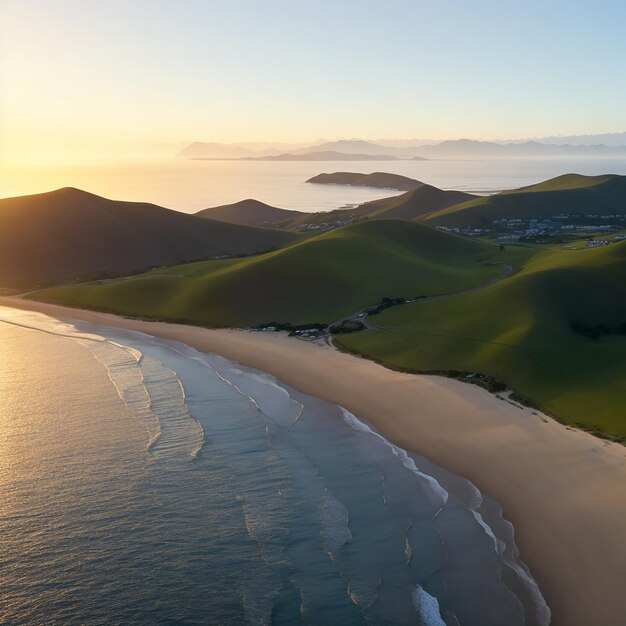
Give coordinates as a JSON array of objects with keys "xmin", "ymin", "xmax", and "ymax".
[{"xmin": 1, "ymin": 0, "xmax": 626, "ymax": 161}]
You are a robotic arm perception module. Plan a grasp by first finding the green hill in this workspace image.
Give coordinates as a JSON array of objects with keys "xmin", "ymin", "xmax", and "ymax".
[
  {"xmin": 362, "ymin": 184, "xmax": 476, "ymax": 220},
  {"xmin": 336, "ymin": 240, "xmax": 626, "ymax": 439},
  {"xmin": 422, "ymin": 173, "xmax": 626, "ymax": 227},
  {"xmin": 196, "ymin": 198, "xmax": 305, "ymax": 228},
  {"xmin": 191, "ymin": 174, "xmax": 474, "ymax": 233},
  {"xmin": 0, "ymin": 188, "xmax": 301, "ymax": 287},
  {"xmin": 286, "ymin": 183, "xmax": 476, "ymax": 230},
  {"xmin": 31, "ymin": 220, "xmax": 506, "ymax": 327}
]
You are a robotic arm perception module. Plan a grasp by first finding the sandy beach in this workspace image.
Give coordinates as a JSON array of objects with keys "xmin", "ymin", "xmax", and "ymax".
[{"xmin": 2, "ymin": 296, "xmax": 625, "ymax": 626}]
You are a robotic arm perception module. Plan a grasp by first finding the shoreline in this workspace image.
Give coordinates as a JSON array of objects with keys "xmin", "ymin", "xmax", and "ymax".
[{"xmin": 1, "ymin": 297, "xmax": 625, "ymax": 625}]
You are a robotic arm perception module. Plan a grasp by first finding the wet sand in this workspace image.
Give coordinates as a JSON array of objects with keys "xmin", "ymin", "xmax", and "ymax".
[{"xmin": 2, "ymin": 297, "xmax": 625, "ymax": 626}]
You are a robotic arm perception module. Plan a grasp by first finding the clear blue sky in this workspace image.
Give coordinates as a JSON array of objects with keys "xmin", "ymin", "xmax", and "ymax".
[{"xmin": 1, "ymin": 0, "xmax": 625, "ymax": 158}]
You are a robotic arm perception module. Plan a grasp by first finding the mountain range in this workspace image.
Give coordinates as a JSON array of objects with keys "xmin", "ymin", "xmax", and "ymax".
[
  {"xmin": 241, "ymin": 151, "xmax": 400, "ymax": 162},
  {"xmin": 177, "ymin": 134, "xmax": 626, "ymax": 160},
  {"xmin": 412, "ymin": 139, "xmax": 626, "ymax": 159}
]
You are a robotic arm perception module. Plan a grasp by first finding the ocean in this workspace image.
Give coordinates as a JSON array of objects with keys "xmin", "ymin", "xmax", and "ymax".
[
  {"xmin": 2, "ymin": 157, "xmax": 626, "ymax": 212},
  {"xmin": 0, "ymin": 306, "xmax": 550, "ymax": 625}
]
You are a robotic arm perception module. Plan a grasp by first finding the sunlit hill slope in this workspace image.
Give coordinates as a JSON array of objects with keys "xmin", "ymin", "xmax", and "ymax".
[
  {"xmin": 32, "ymin": 220, "xmax": 505, "ymax": 327},
  {"xmin": 337, "ymin": 240, "xmax": 626, "ymax": 439},
  {"xmin": 421, "ymin": 173, "xmax": 626, "ymax": 227}
]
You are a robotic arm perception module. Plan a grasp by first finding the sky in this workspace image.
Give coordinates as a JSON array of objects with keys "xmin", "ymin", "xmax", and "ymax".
[{"xmin": 1, "ymin": 0, "xmax": 626, "ymax": 161}]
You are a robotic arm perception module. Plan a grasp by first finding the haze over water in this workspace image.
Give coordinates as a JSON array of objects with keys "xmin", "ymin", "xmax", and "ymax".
[{"xmin": 3, "ymin": 157, "xmax": 626, "ymax": 213}]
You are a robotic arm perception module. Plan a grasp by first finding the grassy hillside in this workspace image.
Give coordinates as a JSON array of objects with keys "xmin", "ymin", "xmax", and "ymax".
[
  {"xmin": 362, "ymin": 185, "xmax": 476, "ymax": 220},
  {"xmin": 192, "ymin": 172, "xmax": 474, "ymax": 232},
  {"xmin": 286, "ymin": 183, "xmax": 476, "ymax": 230},
  {"xmin": 422, "ymin": 173, "xmax": 626, "ymax": 227},
  {"xmin": 193, "ymin": 173, "xmax": 626, "ymax": 233},
  {"xmin": 336, "ymin": 241, "xmax": 626, "ymax": 439},
  {"xmin": 0, "ymin": 188, "xmax": 300, "ymax": 287},
  {"xmin": 31, "ymin": 220, "xmax": 507, "ymax": 327},
  {"xmin": 196, "ymin": 199, "xmax": 305, "ymax": 228}
]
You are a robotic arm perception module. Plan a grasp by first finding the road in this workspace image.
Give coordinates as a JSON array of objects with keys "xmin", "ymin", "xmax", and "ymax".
[{"xmin": 328, "ymin": 263, "xmax": 514, "ymax": 336}]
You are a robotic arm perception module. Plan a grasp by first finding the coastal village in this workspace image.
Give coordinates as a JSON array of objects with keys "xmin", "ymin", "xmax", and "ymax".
[{"xmin": 437, "ymin": 213, "xmax": 626, "ymax": 246}]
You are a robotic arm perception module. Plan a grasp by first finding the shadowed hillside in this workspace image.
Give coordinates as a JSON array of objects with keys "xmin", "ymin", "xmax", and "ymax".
[
  {"xmin": 0, "ymin": 188, "xmax": 300, "ymax": 287},
  {"xmin": 284, "ymin": 181, "xmax": 477, "ymax": 230},
  {"xmin": 196, "ymin": 199, "xmax": 305, "ymax": 228},
  {"xmin": 307, "ymin": 171, "xmax": 423, "ymax": 191},
  {"xmin": 422, "ymin": 173, "xmax": 626, "ymax": 227},
  {"xmin": 192, "ymin": 172, "xmax": 473, "ymax": 232},
  {"xmin": 32, "ymin": 220, "xmax": 504, "ymax": 327},
  {"xmin": 362, "ymin": 185, "xmax": 476, "ymax": 220}
]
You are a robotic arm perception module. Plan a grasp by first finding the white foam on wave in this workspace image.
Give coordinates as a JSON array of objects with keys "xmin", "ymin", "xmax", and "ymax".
[
  {"xmin": 505, "ymin": 560, "xmax": 552, "ymax": 626},
  {"xmin": 142, "ymin": 342, "xmax": 266, "ymax": 414},
  {"xmin": 3, "ymin": 311, "xmax": 205, "ymax": 461},
  {"xmin": 470, "ymin": 509, "xmax": 504, "ymax": 554},
  {"xmin": 137, "ymin": 355, "xmax": 205, "ymax": 460},
  {"xmin": 339, "ymin": 408, "xmax": 449, "ymax": 509},
  {"xmin": 167, "ymin": 345, "xmax": 305, "ymax": 428},
  {"xmin": 0, "ymin": 310, "xmax": 164, "ymax": 452},
  {"xmin": 319, "ymin": 488, "xmax": 352, "ymax": 554},
  {"xmin": 105, "ymin": 337, "xmax": 302, "ymax": 454},
  {"xmin": 175, "ymin": 373, "xmax": 205, "ymax": 459},
  {"xmin": 459, "ymin": 479, "xmax": 550, "ymax": 625},
  {"xmin": 215, "ymin": 363, "xmax": 305, "ymax": 425},
  {"xmin": 0, "ymin": 311, "xmax": 106, "ymax": 346},
  {"xmin": 412, "ymin": 586, "xmax": 447, "ymax": 626},
  {"xmin": 247, "ymin": 372, "xmax": 292, "ymax": 397},
  {"xmin": 108, "ymin": 340, "xmax": 143, "ymax": 363},
  {"xmin": 85, "ymin": 340, "xmax": 162, "ymax": 451},
  {"xmin": 340, "ymin": 406, "xmax": 551, "ymax": 625}
]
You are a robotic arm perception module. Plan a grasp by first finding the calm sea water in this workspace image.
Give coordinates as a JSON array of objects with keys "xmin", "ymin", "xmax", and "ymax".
[
  {"xmin": 0, "ymin": 306, "xmax": 550, "ymax": 625},
  {"xmin": 2, "ymin": 157, "xmax": 626, "ymax": 212}
]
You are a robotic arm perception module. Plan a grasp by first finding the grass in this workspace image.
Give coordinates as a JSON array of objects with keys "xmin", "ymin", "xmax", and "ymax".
[
  {"xmin": 29, "ymin": 215, "xmax": 626, "ymax": 438},
  {"xmin": 421, "ymin": 173, "xmax": 626, "ymax": 227},
  {"xmin": 336, "ymin": 241, "xmax": 626, "ymax": 439},
  {"xmin": 31, "ymin": 220, "xmax": 507, "ymax": 328}
]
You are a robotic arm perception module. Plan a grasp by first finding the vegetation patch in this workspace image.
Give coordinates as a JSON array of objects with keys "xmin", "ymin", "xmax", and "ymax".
[
  {"xmin": 570, "ymin": 319, "xmax": 626, "ymax": 340},
  {"xmin": 31, "ymin": 220, "xmax": 504, "ymax": 328},
  {"xmin": 330, "ymin": 320, "xmax": 366, "ymax": 334},
  {"xmin": 337, "ymin": 240, "xmax": 626, "ymax": 439}
]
